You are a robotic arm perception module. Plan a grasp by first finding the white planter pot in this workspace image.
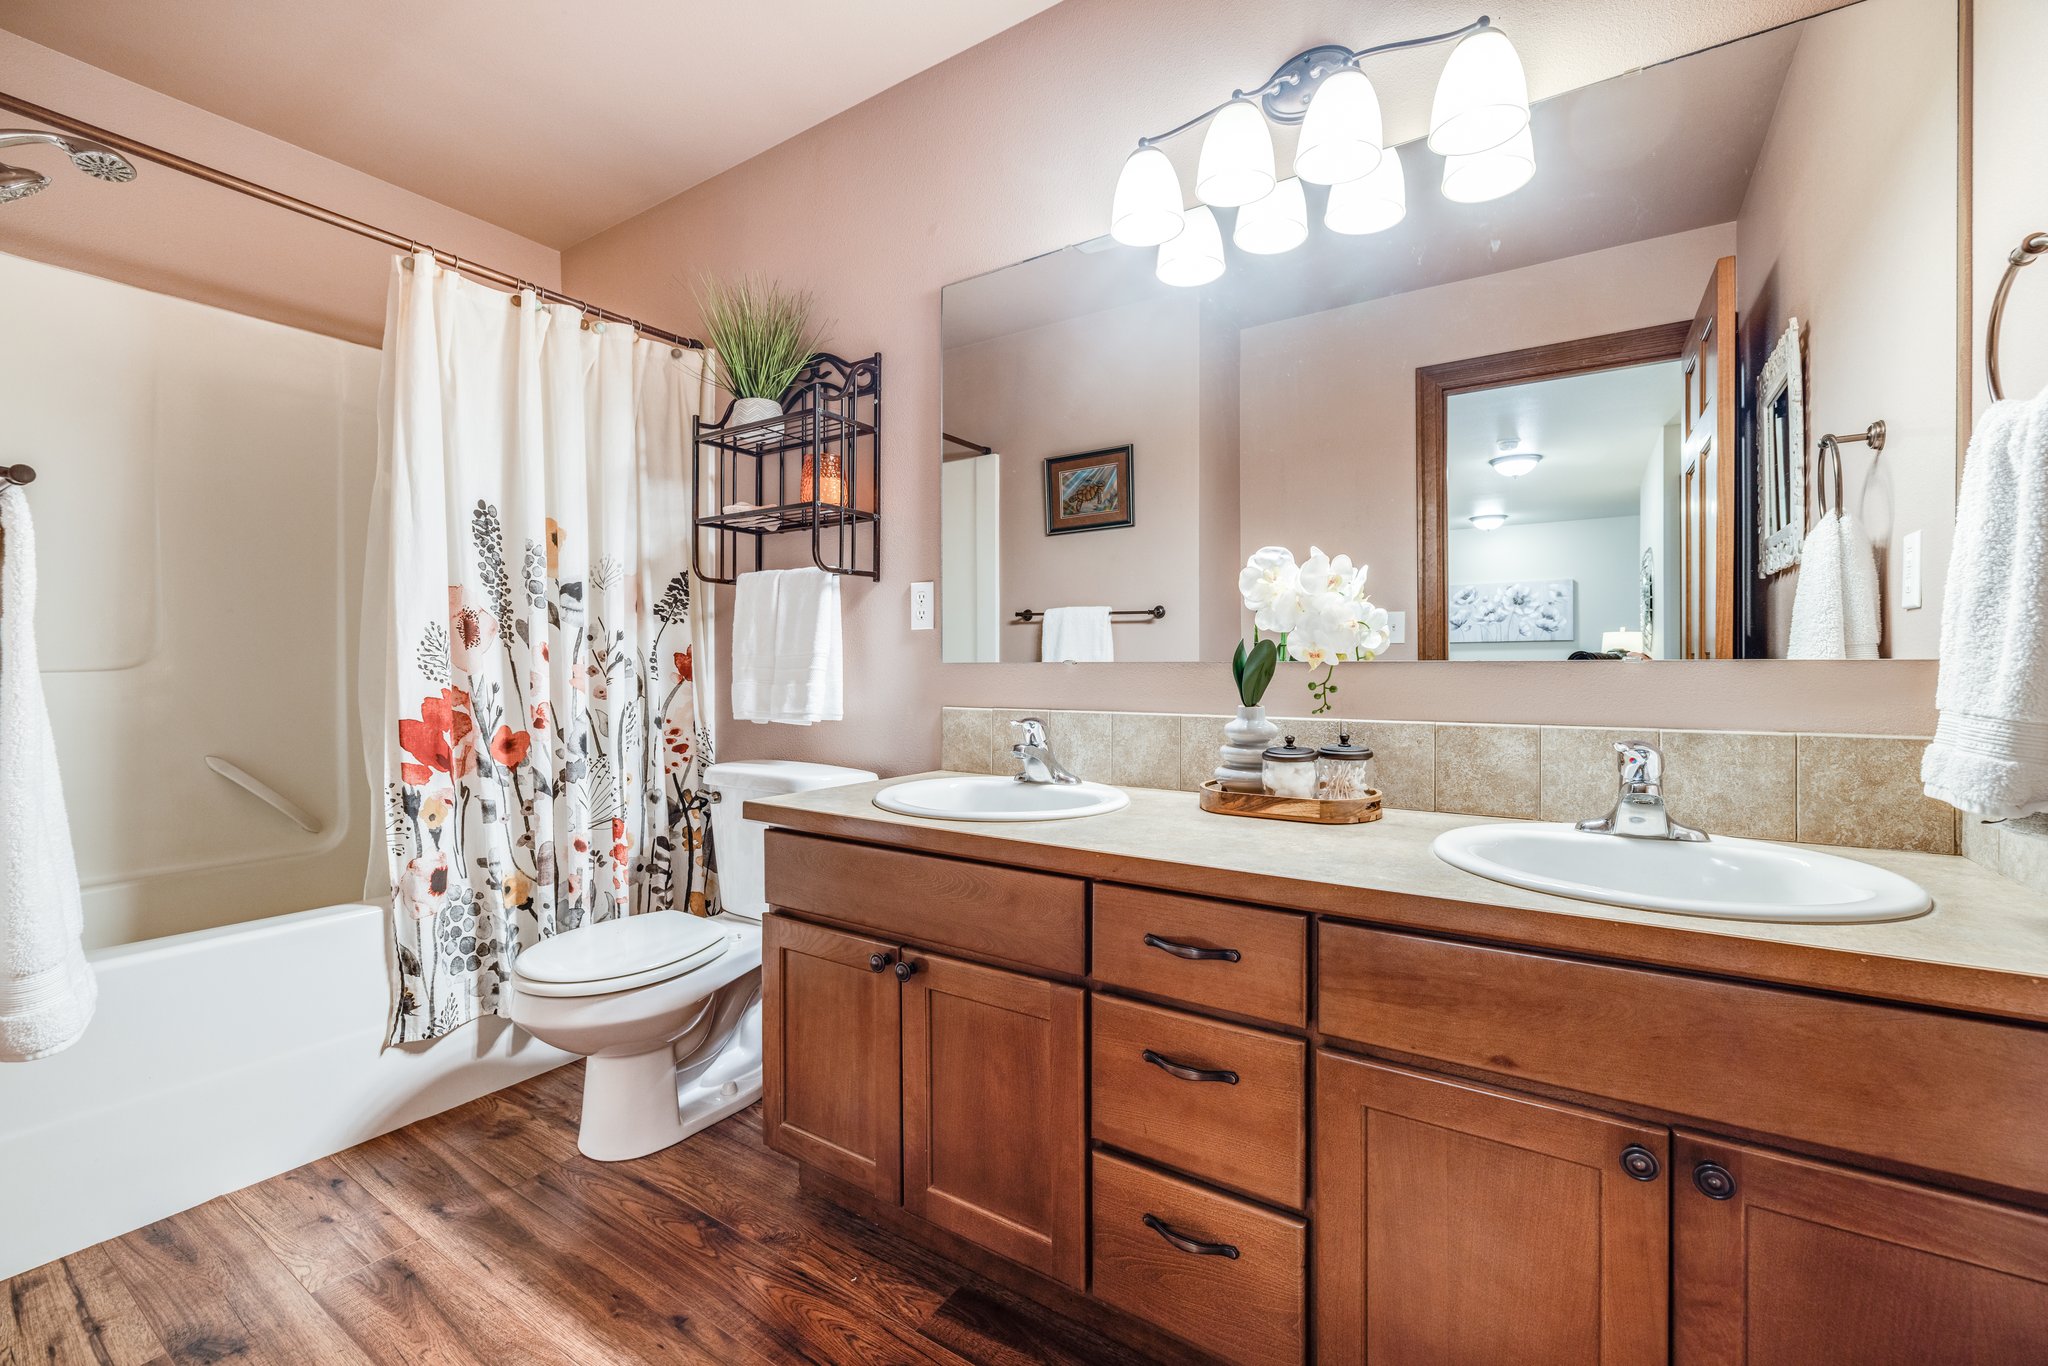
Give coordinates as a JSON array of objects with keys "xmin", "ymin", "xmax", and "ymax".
[
  {"xmin": 1214, "ymin": 705, "xmax": 1280, "ymax": 792},
  {"xmin": 729, "ymin": 396, "xmax": 784, "ymax": 428}
]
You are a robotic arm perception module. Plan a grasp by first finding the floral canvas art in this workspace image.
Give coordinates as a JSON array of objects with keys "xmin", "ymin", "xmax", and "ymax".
[{"xmin": 1447, "ymin": 579, "xmax": 1577, "ymax": 643}]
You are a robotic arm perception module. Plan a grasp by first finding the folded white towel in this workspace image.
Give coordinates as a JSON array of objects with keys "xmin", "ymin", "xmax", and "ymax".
[
  {"xmin": 1787, "ymin": 510, "xmax": 1848, "ymax": 659},
  {"xmin": 1041, "ymin": 606, "xmax": 1114, "ymax": 663},
  {"xmin": 1838, "ymin": 511, "xmax": 1881, "ymax": 660},
  {"xmin": 0, "ymin": 486, "xmax": 96, "ymax": 1062},
  {"xmin": 1924, "ymin": 386, "xmax": 2048, "ymax": 818},
  {"xmin": 732, "ymin": 568, "xmax": 843, "ymax": 725}
]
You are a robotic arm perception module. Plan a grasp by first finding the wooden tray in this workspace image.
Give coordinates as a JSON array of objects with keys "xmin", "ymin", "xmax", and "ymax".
[{"xmin": 1198, "ymin": 780, "xmax": 1382, "ymax": 825}]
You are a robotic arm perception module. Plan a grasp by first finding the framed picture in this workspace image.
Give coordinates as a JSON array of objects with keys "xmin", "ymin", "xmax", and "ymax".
[
  {"xmin": 1447, "ymin": 579, "xmax": 1577, "ymax": 643},
  {"xmin": 1755, "ymin": 317, "xmax": 1805, "ymax": 577},
  {"xmin": 1043, "ymin": 445, "xmax": 1134, "ymax": 535}
]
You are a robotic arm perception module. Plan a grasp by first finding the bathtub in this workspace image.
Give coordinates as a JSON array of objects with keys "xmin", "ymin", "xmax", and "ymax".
[{"xmin": 0, "ymin": 902, "xmax": 570, "ymax": 1281}]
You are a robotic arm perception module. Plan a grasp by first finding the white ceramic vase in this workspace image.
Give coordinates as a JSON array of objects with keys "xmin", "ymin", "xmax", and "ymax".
[{"xmin": 1215, "ymin": 704, "xmax": 1280, "ymax": 792}]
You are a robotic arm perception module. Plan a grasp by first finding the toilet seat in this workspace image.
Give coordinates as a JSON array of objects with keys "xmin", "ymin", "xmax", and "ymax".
[{"xmin": 513, "ymin": 911, "xmax": 732, "ymax": 999}]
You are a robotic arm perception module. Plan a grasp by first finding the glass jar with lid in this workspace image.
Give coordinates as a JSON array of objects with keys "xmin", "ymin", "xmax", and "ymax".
[
  {"xmin": 1316, "ymin": 731, "xmax": 1376, "ymax": 800},
  {"xmin": 1261, "ymin": 735, "xmax": 1319, "ymax": 798}
]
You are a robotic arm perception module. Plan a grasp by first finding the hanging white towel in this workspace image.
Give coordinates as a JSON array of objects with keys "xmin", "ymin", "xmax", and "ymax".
[
  {"xmin": 732, "ymin": 568, "xmax": 843, "ymax": 725},
  {"xmin": 1041, "ymin": 606, "xmax": 1114, "ymax": 663},
  {"xmin": 1786, "ymin": 510, "xmax": 1849, "ymax": 659},
  {"xmin": 0, "ymin": 485, "xmax": 96, "ymax": 1062},
  {"xmin": 1923, "ymin": 385, "xmax": 2048, "ymax": 819},
  {"xmin": 1838, "ymin": 512, "xmax": 1881, "ymax": 660}
]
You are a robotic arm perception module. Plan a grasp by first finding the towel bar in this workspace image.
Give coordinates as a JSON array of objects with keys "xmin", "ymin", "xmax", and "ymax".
[
  {"xmin": 0, "ymin": 463, "xmax": 34, "ymax": 488},
  {"xmin": 1010, "ymin": 606, "xmax": 1166, "ymax": 624},
  {"xmin": 1987, "ymin": 230, "xmax": 2048, "ymax": 402}
]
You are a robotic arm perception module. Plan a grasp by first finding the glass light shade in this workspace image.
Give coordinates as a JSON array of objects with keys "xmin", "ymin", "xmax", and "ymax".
[
  {"xmin": 1441, "ymin": 125, "xmax": 1536, "ymax": 203},
  {"xmin": 1109, "ymin": 146, "xmax": 1185, "ymax": 247},
  {"xmin": 1468, "ymin": 513, "xmax": 1509, "ymax": 531},
  {"xmin": 1157, "ymin": 206, "xmax": 1226, "ymax": 287},
  {"xmin": 1489, "ymin": 451, "xmax": 1543, "ymax": 477},
  {"xmin": 1325, "ymin": 144, "xmax": 1406, "ymax": 235},
  {"xmin": 1428, "ymin": 28, "xmax": 1531, "ymax": 156},
  {"xmin": 1195, "ymin": 99, "xmax": 1276, "ymax": 207},
  {"xmin": 1294, "ymin": 68, "xmax": 1383, "ymax": 185},
  {"xmin": 1233, "ymin": 177, "xmax": 1308, "ymax": 255}
]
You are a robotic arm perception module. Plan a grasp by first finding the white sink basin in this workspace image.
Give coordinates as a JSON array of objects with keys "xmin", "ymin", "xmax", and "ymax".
[
  {"xmin": 1432, "ymin": 822, "xmax": 1931, "ymax": 924},
  {"xmin": 874, "ymin": 775, "xmax": 1129, "ymax": 822}
]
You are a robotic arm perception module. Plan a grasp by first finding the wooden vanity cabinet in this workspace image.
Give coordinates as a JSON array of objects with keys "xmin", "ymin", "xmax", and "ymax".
[{"xmin": 761, "ymin": 910, "xmax": 1088, "ymax": 1290}]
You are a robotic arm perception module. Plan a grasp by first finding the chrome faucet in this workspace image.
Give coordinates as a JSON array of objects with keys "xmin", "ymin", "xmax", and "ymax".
[
  {"xmin": 1576, "ymin": 741, "xmax": 1707, "ymax": 842},
  {"xmin": 1011, "ymin": 718, "xmax": 1080, "ymax": 785}
]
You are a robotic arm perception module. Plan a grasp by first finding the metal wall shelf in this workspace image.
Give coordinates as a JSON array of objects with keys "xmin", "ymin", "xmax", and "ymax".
[{"xmin": 691, "ymin": 351, "xmax": 881, "ymax": 583}]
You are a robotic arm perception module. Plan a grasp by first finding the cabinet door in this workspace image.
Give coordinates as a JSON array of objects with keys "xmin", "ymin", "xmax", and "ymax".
[
  {"xmin": 901, "ymin": 950, "xmax": 1087, "ymax": 1288},
  {"xmin": 761, "ymin": 914, "xmax": 902, "ymax": 1201},
  {"xmin": 1316, "ymin": 1051, "xmax": 1669, "ymax": 1365},
  {"xmin": 1675, "ymin": 1133, "xmax": 2048, "ymax": 1364}
]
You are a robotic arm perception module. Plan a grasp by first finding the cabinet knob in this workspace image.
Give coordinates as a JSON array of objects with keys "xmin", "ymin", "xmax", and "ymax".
[
  {"xmin": 868, "ymin": 952, "xmax": 893, "ymax": 973},
  {"xmin": 1619, "ymin": 1145, "xmax": 1661, "ymax": 1182},
  {"xmin": 894, "ymin": 959, "xmax": 920, "ymax": 982},
  {"xmin": 1142, "ymin": 1213, "xmax": 1240, "ymax": 1260},
  {"xmin": 1692, "ymin": 1161, "xmax": 1737, "ymax": 1201}
]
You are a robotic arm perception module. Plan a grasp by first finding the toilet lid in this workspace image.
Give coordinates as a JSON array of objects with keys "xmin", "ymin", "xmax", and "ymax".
[{"xmin": 515, "ymin": 911, "xmax": 729, "ymax": 988}]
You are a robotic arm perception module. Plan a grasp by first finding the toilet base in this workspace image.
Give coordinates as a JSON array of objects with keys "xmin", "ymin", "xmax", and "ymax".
[{"xmin": 576, "ymin": 995, "xmax": 764, "ymax": 1162}]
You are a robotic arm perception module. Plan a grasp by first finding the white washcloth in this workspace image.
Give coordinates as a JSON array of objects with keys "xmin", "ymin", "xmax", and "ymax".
[
  {"xmin": 0, "ymin": 486, "xmax": 96, "ymax": 1062},
  {"xmin": 732, "ymin": 568, "xmax": 843, "ymax": 725},
  {"xmin": 1787, "ymin": 510, "xmax": 1848, "ymax": 659},
  {"xmin": 1041, "ymin": 606, "xmax": 1114, "ymax": 663},
  {"xmin": 1923, "ymin": 386, "xmax": 2048, "ymax": 818}
]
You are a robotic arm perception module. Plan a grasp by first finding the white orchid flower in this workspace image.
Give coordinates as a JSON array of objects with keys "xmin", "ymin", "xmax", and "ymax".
[
  {"xmin": 1296, "ymin": 546, "xmax": 1356, "ymax": 597},
  {"xmin": 1238, "ymin": 546, "xmax": 1297, "ymax": 609}
]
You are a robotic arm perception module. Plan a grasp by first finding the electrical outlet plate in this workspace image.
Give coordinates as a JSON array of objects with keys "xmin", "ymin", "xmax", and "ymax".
[
  {"xmin": 1902, "ymin": 531, "xmax": 1922, "ymax": 610},
  {"xmin": 1386, "ymin": 610, "xmax": 1406, "ymax": 644},
  {"xmin": 910, "ymin": 581, "xmax": 935, "ymax": 630}
]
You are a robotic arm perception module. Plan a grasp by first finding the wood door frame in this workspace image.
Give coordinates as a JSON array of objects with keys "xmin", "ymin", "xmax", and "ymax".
[{"xmin": 1415, "ymin": 320, "xmax": 1694, "ymax": 660}]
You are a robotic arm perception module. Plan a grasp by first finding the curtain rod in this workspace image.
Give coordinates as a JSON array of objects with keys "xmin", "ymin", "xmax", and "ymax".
[{"xmin": 0, "ymin": 89, "xmax": 705, "ymax": 352}]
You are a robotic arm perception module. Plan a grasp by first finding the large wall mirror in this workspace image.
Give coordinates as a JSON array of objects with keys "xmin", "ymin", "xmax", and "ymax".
[{"xmin": 940, "ymin": 0, "xmax": 1959, "ymax": 664}]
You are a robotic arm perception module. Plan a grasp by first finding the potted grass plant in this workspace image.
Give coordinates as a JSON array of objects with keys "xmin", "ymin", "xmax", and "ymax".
[{"xmin": 696, "ymin": 275, "xmax": 824, "ymax": 427}]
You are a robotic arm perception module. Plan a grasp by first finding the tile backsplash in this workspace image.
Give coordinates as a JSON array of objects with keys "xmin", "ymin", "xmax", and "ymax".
[{"xmin": 942, "ymin": 707, "xmax": 1960, "ymax": 857}]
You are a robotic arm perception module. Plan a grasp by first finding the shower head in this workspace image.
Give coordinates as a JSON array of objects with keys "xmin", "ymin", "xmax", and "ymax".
[
  {"xmin": 0, "ymin": 130, "xmax": 137, "ymax": 201},
  {"xmin": 0, "ymin": 165, "xmax": 49, "ymax": 203}
]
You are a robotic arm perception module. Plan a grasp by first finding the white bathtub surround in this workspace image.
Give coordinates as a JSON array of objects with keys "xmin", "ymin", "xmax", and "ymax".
[
  {"xmin": 731, "ymin": 567, "xmax": 844, "ymax": 724},
  {"xmin": 1924, "ymin": 383, "xmax": 2048, "ymax": 819},
  {"xmin": 365, "ymin": 252, "xmax": 721, "ymax": 1043},
  {"xmin": 0, "ymin": 485, "xmax": 95, "ymax": 1062}
]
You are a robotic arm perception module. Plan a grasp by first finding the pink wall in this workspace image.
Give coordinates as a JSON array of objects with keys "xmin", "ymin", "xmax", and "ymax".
[
  {"xmin": 563, "ymin": 0, "xmax": 1947, "ymax": 778},
  {"xmin": 0, "ymin": 30, "xmax": 560, "ymax": 347}
]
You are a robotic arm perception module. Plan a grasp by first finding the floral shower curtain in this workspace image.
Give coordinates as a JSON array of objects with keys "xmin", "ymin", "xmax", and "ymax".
[{"xmin": 364, "ymin": 253, "xmax": 720, "ymax": 1044}]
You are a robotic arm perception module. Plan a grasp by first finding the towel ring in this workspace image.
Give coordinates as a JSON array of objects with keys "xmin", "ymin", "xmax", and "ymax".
[
  {"xmin": 1816, "ymin": 421, "xmax": 1885, "ymax": 516},
  {"xmin": 1988, "ymin": 230, "xmax": 2048, "ymax": 401}
]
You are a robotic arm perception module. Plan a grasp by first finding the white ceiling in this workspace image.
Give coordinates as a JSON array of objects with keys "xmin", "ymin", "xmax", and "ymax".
[
  {"xmin": 1446, "ymin": 361, "xmax": 1685, "ymax": 527},
  {"xmin": 0, "ymin": 0, "xmax": 1066, "ymax": 248}
]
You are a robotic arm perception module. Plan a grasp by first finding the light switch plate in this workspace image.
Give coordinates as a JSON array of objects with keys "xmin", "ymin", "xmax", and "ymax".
[
  {"xmin": 1902, "ymin": 531, "xmax": 1922, "ymax": 610},
  {"xmin": 1387, "ymin": 610, "xmax": 1407, "ymax": 644},
  {"xmin": 910, "ymin": 581, "xmax": 935, "ymax": 630}
]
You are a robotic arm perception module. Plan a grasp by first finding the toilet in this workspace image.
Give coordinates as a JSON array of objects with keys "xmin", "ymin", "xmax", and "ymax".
[{"xmin": 508, "ymin": 759, "xmax": 875, "ymax": 1160}]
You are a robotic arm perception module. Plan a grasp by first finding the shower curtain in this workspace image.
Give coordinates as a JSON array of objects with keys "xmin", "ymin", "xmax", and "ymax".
[{"xmin": 364, "ymin": 253, "xmax": 720, "ymax": 1043}]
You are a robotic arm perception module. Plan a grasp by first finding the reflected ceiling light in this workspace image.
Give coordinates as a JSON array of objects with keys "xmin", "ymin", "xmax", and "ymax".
[
  {"xmin": 1196, "ymin": 100, "xmax": 1276, "ymax": 208},
  {"xmin": 1325, "ymin": 144, "xmax": 1406, "ymax": 235},
  {"xmin": 1489, "ymin": 447, "xmax": 1543, "ymax": 477},
  {"xmin": 1234, "ymin": 177, "xmax": 1309, "ymax": 255},
  {"xmin": 1441, "ymin": 125, "xmax": 1536, "ymax": 203},
  {"xmin": 1294, "ymin": 68, "xmax": 1383, "ymax": 186},
  {"xmin": 1468, "ymin": 512, "xmax": 1509, "ymax": 531},
  {"xmin": 1427, "ymin": 26, "xmax": 1530, "ymax": 156},
  {"xmin": 1157, "ymin": 205, "xmax": 1226, "ymax": 286},
  {"xmin": 1109, "ymin": 147, "xmax": 1186, "ymax": 247}
]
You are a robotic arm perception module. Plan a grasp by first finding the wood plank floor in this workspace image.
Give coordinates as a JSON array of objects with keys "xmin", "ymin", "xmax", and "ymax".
[{"xmin": 1, "ymin": 1067, "xmax": 1170, "ymax": 1365}]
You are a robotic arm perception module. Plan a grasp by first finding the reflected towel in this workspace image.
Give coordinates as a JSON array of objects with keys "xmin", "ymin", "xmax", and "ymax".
[
  {"xmin": 1786, "ymin": 510, "xmax": 1848, "ymax": 659},
  {"xmin": 732, "ymin": 568, "xmax": 843, "ymax": 725},
  {"xmin": 1924, "ymin": 385, "xmax": 2048, "ymax": 818},
  {"xmin": 1041, "ymin": 606, "xmax": 1114, "ymax": 663},
  {"xmin": 0, "ymin": 486, "xmax": 96, "ymax": 1062}
]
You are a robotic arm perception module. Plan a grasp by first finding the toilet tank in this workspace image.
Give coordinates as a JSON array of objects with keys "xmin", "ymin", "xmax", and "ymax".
[{"xmin": 703, "ymin": 761, "xmax": 877, "ymax": 921}]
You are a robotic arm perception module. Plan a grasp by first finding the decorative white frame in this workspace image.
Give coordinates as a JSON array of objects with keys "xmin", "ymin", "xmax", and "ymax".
[{"xmin": 1756, "ymin": 317, "xmax": 1806, "ymax": 577}]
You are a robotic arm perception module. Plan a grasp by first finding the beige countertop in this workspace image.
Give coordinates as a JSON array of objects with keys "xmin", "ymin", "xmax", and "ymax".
[{"xmin": 750, "ymin": 773, "xmax": 2048, "ymax": 1027}]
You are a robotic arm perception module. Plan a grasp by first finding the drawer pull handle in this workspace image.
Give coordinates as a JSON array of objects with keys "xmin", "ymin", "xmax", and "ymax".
[
  {"xmin": 1143, "ymin": 933, "xmax": 1241, "ymax": 963},
  {"xmin": 1692, "ymin": 1161, "xmax": 1737, "ymax": 1201},
  {"xmin": 1142, "ymin": 1048, "xmax": 1239, "ymax": 1085},
  {"xmin": 868, "ymin": 952, "xmax": 893, "ymax": 973},
  {"xmin": 1143, "ymin": 1213, "xmax": 1240, "ymax": 1260}
]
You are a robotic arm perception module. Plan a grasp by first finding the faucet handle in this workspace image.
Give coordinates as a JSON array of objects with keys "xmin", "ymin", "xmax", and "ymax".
[
  {"xmin": 1614, "ymin": 741, "xmax": 1663, "ymax": 792},
  {"xmin": 1012, "ymin": 717, "xmax": 1049, "ymax": 747}
]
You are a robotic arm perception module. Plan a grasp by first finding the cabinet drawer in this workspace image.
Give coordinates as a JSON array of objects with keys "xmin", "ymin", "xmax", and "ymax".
[
  {"xmin": 1091, "ymin": 994, "xmax": 1306, "ymax": 1209},
  {"xmin": 764, "ymin": 830, "xmax": 1085, "ymax": 975},
  {"xmin": 1091, "ymin": 1151, "xmax": 1305, "ymax": 1366},
  {"xmin": 1092, "ymin": 885, "xmax": 1307, "ymax": 1027},
  {"xmin": 1318, "ymin": 920, "xmax": 2048, "ymax": 1197}
]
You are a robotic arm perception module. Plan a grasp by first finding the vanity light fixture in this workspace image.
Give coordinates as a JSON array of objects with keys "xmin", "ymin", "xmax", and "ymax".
[
  {"xmin": 1108, "ymin": 16, "xmax": 1530, "ymax": 279},
  {"xmin": 1157, "ymin": 205, "xmax": 1226, "ymax": 286},
  {"xmin": 1468, "ymin": 512, "xmax": 1509, "ymax": 531},
  {"xmin": 1489, "ymin": 445, "xmax": 1543, "ymax": 477},
  {"xmin": 1234, "ymin": 176, "xmax": 1309, "ymax": 255}
]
